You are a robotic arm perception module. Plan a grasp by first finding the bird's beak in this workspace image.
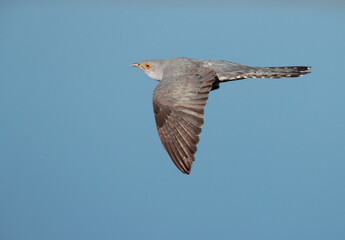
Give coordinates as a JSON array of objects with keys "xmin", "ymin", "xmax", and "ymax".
[{"xmin": 131, "ymin": 63, "xmax": 144, "ymax": 69}]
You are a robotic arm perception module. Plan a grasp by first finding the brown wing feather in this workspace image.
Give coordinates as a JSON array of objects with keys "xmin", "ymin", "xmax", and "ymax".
[{"xmin": 153, "ymin": 67, "xmax": 216, "ymax": 174}]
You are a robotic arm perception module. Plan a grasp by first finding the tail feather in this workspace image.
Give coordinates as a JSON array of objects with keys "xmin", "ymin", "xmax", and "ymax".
[
  {"xmin": 250, "ymin": 66, "xmax": 312, "ymax": 79},
  {"xmin": 217, "ymin": 65, "xmax": 311, "ymax": 82}
]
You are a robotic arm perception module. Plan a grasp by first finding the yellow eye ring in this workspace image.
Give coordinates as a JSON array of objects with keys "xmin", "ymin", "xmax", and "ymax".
[{"xmin": 144, "ymin": 63, "xmax": 151, "ymax": 69}]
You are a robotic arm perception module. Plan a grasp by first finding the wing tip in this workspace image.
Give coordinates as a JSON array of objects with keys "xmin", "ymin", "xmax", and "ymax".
[{"xmin": 182, "ymin": 168, "xmax": 192, "ymax": 175}]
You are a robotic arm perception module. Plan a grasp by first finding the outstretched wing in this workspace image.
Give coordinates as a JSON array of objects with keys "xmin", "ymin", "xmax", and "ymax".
[{"xmin": 152, "ymin": 66, "xmax": 216, "ymax": 174}]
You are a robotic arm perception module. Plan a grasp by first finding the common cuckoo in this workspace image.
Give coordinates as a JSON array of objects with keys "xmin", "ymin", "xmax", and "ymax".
[{"xmin": 131, "ymin": 57, "xmax": 311, "ymax": 174}]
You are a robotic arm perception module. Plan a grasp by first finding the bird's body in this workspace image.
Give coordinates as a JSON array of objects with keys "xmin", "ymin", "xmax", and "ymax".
[{"xmin": 132, "ymin": 57, "xmax": 311, "ymax": 174}]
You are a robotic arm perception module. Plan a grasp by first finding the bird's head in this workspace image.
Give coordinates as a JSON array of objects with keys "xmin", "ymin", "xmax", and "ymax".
[{"xmin": 131, "ymin": 59, "xmax": 166, "ymax": 81}]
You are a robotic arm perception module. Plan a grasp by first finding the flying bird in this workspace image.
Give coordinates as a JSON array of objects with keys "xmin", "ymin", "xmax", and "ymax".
[{"xmin": 131, "ymin": 57, "xmax": 311, "ymax": 174}]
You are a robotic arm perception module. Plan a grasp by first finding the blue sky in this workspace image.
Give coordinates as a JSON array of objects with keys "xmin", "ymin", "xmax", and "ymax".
[{"xmin": 1, "ymin": 2, "xmax": 345, "ymax": 240}]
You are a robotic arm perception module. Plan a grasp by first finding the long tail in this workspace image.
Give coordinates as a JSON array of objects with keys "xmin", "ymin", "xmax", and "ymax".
[{"xmin": 248, "ymin": 66, "xmax": 311, "ymax": 79}]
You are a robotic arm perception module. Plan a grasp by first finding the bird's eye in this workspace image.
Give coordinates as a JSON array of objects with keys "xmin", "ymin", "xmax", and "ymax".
[{"xmin": 144, "ymin": 63, "xmax": 151, "ymax": 69}]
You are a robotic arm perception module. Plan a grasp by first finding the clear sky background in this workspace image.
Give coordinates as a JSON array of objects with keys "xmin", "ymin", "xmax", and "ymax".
[{"xmin": 1, "ymin": 1, "xmax": 345, "ymax": 240}]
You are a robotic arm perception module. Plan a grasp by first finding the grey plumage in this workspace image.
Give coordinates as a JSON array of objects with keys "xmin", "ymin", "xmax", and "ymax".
[{"xmin": 132, "ymin": 57, "xmax": 311, "ymax": 174}]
